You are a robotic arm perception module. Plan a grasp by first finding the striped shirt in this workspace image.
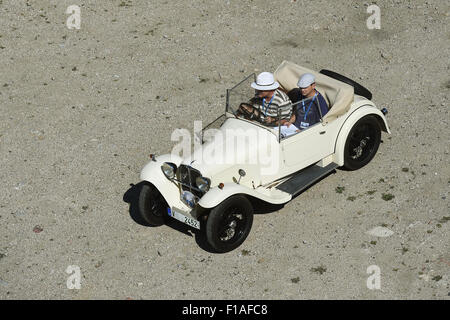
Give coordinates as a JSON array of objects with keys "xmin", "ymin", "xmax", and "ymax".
[{"xmin": 249, "ymin": 89, "xmax": 292, "ymax": 125}]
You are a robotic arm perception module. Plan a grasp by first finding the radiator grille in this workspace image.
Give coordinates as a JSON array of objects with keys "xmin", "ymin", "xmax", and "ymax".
[{"xmin": 177, "ymin": 165, "xmax": 203, "ymax": 198}]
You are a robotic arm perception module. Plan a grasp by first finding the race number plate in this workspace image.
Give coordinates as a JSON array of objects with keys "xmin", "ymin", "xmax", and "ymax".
[{"xmin": 167, "ymin": 208, "xmax": 200, "ymax": 230}]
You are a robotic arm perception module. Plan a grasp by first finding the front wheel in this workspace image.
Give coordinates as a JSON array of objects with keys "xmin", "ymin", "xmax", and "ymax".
[
  {"xmin": 206, "ymin": 195, "xmax": 253, "ymax": 253},
  {"xmin": 138, "ymin": 183, "xmax": 168, "ymax": 226},
  {"xmin": 343, "ymin": 115, "xmax": 381, "ymax": 170}
]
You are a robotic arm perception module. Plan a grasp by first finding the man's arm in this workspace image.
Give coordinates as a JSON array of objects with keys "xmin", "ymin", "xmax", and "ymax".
[
  {"xmin": 319, "ymin": 95, "xmax": 329, "ymax": 116},
  {"xmin": 280, "ymin": 100, "xmax": 297, "ymax": 126},
  {"xmin": 314, "ymin": 95, "xmax": 329, "ymax": 121}
]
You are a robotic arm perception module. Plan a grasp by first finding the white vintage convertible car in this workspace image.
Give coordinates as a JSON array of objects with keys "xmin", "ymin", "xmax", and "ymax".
[{"xmin": 138, "ymin": 61, "xmax": 390, "ymax": 253}]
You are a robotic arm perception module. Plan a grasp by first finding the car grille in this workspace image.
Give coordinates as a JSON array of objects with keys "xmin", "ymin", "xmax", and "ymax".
[{"xmin": 177, "ymin": 165, "xmax": 203, "ymax": 198}]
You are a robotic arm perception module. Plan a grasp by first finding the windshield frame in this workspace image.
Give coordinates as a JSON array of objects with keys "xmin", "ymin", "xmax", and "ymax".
[
  {"xmin": 226, "ymin": 73, "xmax": 308, "ymax": 142},
  {"xmin": 225, "ymin": 73, "xmax": 256, "ymax": 115}
]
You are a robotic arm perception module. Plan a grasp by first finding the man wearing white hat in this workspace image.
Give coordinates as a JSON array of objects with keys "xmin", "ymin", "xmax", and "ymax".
[
  {"xmin": 283, "ymin": 73, "xmax": 329, "ymax": 130},
  {"xmin": 240, "ymin": 72, "xmax": 292, "ymax": 126}
]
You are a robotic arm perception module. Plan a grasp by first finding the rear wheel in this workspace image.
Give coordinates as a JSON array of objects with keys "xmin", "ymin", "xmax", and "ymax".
[
  {"xmin": 206, "ymin": 195, "xmax": 253, "ymax": 253},
  {"xmin": 138, "ymin": 183, "xmax": 168, "ymax": 226},
  {"xmin": 343, "ymin": 115, "xmax": 381, "ymax": 170}
]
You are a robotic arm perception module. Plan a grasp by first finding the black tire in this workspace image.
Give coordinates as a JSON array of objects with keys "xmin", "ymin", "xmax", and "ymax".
[
  {"xmin": 138, "ymin": 183, "xmax": 168, "ymax": 226},
  {"xmin": 343, "ymin": 115, "xmax": 381, "ymax": 170},
  {"xmin": 319, "ymin": 69, "xmax": 372, "ymax": 100},
  {"xmin": 206, "ymin": 195, "xmax": 253, "ymax": 253}
]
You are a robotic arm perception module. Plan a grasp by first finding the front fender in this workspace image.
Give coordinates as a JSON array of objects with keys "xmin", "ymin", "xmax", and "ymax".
[
  {"xmin": 334, "ymin": 105, "xmax": 391, "ymax": 166},
  {"xmin": 139, "ymin": 154, "xmax": 191, "ymax": 212},
  {"xmin": 198, "ymin": 183, "xmax": 292, "ymax": 209}
]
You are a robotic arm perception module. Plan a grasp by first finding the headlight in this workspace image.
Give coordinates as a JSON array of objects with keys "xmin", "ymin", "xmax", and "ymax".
[
  {"xmin": 195, "ymin": 176, "xmax": 211, "ymax": 193},
  {"xmin": 161, "ymin": 162, "xmax": 177, "ymax": 179}
]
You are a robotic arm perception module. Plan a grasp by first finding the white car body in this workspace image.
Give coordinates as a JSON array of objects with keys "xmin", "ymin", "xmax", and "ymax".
[
  {"xmin": 138, "ymin": 61, "xmax": 390, "ymax": 252},
  {"xmin": 140, "ymin": 62, "xmax": 390, "ymax": 216}
]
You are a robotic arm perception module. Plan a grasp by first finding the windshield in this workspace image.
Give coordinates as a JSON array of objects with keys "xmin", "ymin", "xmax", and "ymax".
[
  {"xmin": 225, "ymin": 74, "xmax": 295, "ymax": 141},
  {"xmin": 226, "ymin": 73, "xmax": 256, "ymax": 116},
  {"xmin": 226, "ymin": 74, "xmax": 285, "ymax": 126}
]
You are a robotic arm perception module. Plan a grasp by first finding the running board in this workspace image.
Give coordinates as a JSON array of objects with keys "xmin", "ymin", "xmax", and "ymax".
[{"xmin": 275, "ymin": 162, "xmax": 339, "ymax": 196}]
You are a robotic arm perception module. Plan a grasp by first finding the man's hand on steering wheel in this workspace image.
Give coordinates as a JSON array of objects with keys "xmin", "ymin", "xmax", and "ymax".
[{"xmin": 237, "ymin": 103, "xmax": 259, "ymax": 121}]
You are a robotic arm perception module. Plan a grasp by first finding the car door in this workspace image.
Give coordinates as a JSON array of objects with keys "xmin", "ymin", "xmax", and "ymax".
[{"xmin": 280, "ymin": 121, "xmax": 334, "ymax": 171}]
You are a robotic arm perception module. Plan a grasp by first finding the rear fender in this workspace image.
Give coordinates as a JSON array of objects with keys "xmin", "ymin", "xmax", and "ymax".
[{"xmin": 334, "ymin": 105, "xmax": 390, "ymax": 166}]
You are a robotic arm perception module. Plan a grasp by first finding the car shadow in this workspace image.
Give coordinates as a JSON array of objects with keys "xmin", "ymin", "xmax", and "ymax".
[
  {"xmin": 248, "ymin": 197, "xmax": 285, "ymax": 214},
  {"xmin": 124, "ymin": 176, "xmax": 339, "ymax": 254},
  {"xmin": 123, "ymin": 182, "xmax": 150, "ymax": 227},
  {"xmin": 123, "ymin": 182, "xmax": 216, "ymax": 252}
]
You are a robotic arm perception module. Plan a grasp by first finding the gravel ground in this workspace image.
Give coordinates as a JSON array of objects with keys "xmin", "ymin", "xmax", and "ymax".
[{"xmin": 0, "ymin": 0, "xmax": 449, "ymax": 299}]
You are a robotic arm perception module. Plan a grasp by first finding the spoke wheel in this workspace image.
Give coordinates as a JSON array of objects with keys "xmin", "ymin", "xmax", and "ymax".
[
  {"xmin": 138, "ymin": 183, "xmax": 168, "ymax": 226},
  {"xmin": 344, "ymin": 115, "xmax": 381, "ymax": 170},
  {"xmin": 206, "ymin": 195, "xmax": 253, "ymax": 253}
]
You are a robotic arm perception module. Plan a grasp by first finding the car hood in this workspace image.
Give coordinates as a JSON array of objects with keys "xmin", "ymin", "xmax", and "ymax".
[{"xmin": 181, "ymin": 117, "xmax": 279, "ymax": 181}]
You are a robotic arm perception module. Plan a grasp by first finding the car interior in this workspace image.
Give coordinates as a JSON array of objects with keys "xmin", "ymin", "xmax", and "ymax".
[{"xmin": 274, "ymin": 61, "xmax": 355, "ymax": 124}]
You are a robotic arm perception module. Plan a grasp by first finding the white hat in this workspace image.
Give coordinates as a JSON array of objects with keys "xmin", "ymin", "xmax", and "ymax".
[
  {"xmin": 251, "ymin": 72, "xmax": 280, "ymax": 91},
  {"xmin": 297, "ymin": 73, "xmax": 315, "ymax": 88}
]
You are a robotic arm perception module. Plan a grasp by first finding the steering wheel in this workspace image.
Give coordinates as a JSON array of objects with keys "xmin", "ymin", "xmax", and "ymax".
[{"xmin": 237, "ymin": 103, "xmax": 259, "ymax": 121}]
